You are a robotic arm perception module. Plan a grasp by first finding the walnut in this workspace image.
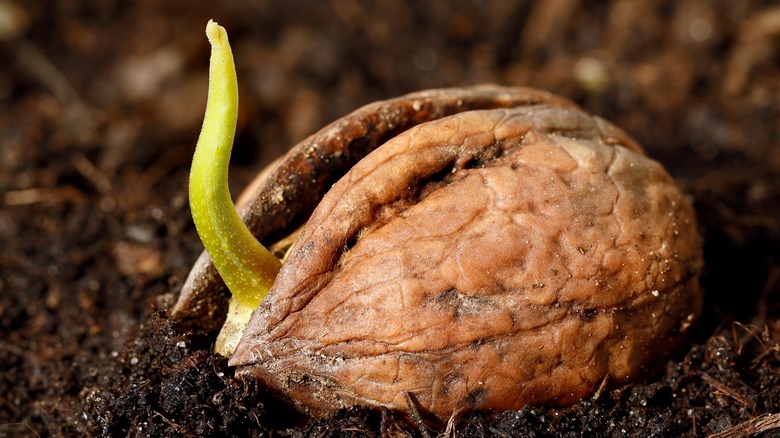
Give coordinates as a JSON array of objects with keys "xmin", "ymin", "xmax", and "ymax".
[
  {"xmin": 227, "ymin": 93, "xmax": 702, "ymax": 419},
  {"xmin": 179, "ymin": 20, "xmax": 702, "ymax": 421}
]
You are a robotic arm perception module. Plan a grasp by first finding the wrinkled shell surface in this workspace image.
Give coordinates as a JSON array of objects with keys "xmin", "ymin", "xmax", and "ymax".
[{"xmin": 227, "ymin": 93, "xmax": 703, "ymax": 419}]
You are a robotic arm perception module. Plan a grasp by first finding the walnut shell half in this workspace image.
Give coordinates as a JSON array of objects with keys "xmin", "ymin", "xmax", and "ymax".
[{"xmin": 227, "ymin": 91, "xmax": 703, "ymax": 419}]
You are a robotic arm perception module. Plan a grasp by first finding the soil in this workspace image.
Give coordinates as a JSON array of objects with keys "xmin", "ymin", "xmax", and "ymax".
[{"xmin": 0, "ymin": 0, "xmax": 778, "ymax": 437}]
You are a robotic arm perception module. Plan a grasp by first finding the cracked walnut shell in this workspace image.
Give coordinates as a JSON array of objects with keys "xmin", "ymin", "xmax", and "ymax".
[{"xmin": 222, "ymin": 87, "xmax": 703, "ymax": 419}]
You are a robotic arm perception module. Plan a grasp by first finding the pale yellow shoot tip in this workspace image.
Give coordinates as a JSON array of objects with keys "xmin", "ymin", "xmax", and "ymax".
[{"xmin": 206, "ymin": 19, "xmax": 227, "ymax": 46}]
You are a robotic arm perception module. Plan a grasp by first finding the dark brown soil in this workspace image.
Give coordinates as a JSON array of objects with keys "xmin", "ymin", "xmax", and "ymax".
[{"xmin": 1, "ymin": 0, "xmax": 778, "ymax": 437}]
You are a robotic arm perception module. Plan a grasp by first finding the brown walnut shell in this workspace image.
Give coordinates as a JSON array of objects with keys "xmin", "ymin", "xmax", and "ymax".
[
  {"xmin": 175, "ymin": 86, "xmax": 703, "ymax": 420},
  {"xmin": 226, "ymin": 89, "xmax": 702, "ymax": 419}
]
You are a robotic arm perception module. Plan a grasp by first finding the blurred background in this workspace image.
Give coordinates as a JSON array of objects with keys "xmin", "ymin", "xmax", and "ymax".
[{"xmin": 0, "ymin": 0, "xmax": 778, "ymax": 435}]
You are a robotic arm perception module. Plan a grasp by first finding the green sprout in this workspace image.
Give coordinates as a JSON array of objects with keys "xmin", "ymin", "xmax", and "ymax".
[{"xmin": 190, "ymin": 20, "xmax": 281, "ymax": 356}]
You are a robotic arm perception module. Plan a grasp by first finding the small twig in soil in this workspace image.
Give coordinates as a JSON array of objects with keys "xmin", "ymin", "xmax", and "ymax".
[
  {"xmin": 700, "ymin": 372, "xmax": 754, "ymax": 409},
  {"xmin": 751, "ymin": 335, "xmax": 780, "ymax": 369},
  {"xmin": 708, "ymin": 413, "xmax": 780, "ymax": 438},
  {"xmin": 439, "ymin": 409, "xmax": 462, "ymax": 438},
  {"xmin": 152, "ymin": 410, "xmax": 194, "ymax": 437},
  {"xmin": 3, "ymin": 186, "xmax": 86, "ymax": 206},
  {"xmin": 592, "ymin": 374, "xmax": 609, "ymax": 401},
  {"xmin": 732, "ymin": 321, "xmax": 780, "ymax": 369},
  {"xmin": 732, "ymin": 322, "xmax": 765, "ymax": 356},
  {"xmin": 71, "ymin": 153, "xmax": 112, "ymax": 194},
  {"xmin": 404, "ymin": 392, "xmax": 431, "ymax": 438}
]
